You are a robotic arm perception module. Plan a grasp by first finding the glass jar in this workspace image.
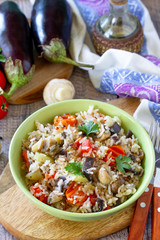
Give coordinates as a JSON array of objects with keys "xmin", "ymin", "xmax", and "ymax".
[{"xmin": 92, "ymin": 0, "xmax": 143, "ymax": 55}]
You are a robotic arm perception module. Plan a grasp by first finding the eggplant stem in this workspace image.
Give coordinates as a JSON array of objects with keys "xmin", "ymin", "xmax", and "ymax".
[
  {"xmin": 2, "ymin": 83, "xmax": 19, "ymax": 98},
  {"xmin": 42, "ymin": 39, "xmax": 94, "ymax": 69},
  {"xmin": 58, "ymin": 56, "xmax": 94, "ymax": 69},
  {"xmin": 3, "ymin": 57, "xmax": 35, "ymax": 98}
]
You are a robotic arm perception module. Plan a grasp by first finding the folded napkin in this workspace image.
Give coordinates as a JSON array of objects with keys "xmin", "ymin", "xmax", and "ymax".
[
  {"xmin": 30, "ymin": 0, "xmax": 160, "ymax": 129},
  {"xmin": 133, "ymin": 100, "xmax": 160, "ymax": 131},
  {"xmin": 68, "ymin": 0, "xmax": 160, "ymax": 130}
]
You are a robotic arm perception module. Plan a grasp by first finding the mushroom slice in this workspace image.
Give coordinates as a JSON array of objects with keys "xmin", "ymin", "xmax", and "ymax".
[
  {"xmin": 43, "ymin": 78, "xmax": 75, "ymax": 105},
  {"xmin": 98, "ymin": 166, "xmax": 112, "ymax": 185},
  {"xmin": 48, "ymin": 192, "xmax": 63, "ymax": 204},
  {"xmin": 32, "ymin": 138, "xmax": 56, "ymax": 153},
  {"xmin": 97, "ymin": 132, "xmax": 111, "ymax": 142},
  {"xmin": 111, "ymin": 177, "xmax": 125, "ymax": 194},
  {"xmin": 138, "ymin": 149, "xmax": 144, "ymax": 161}
]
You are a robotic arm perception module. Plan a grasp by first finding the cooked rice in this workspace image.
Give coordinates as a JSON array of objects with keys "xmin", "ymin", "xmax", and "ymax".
[{"xmin": 22, "ymin": 106, "xmax": 144, "ymax": 213}]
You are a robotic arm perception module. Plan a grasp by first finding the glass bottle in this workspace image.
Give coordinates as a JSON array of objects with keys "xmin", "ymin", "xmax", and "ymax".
[{"xmin": 92, "ymin": 0, "xmax": 143, "ymax": 55}]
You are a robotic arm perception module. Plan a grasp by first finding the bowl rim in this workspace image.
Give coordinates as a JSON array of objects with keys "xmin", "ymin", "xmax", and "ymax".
[{"xmin": 9, "ymin": 99, "xmax": 155, "ymax": 220}]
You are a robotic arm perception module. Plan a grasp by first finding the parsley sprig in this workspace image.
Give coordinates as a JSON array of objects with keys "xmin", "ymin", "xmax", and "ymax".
[
  {"xmin": 65, "ymin": 162, "xmax": 85, "ymax": 177},
  {"xmin": 78, "ymin": 121, "xmax": 99, "ymax": 136},
  {"xmin": 115, "ymin": 155, "xmax": 131, "ymax": 173}
]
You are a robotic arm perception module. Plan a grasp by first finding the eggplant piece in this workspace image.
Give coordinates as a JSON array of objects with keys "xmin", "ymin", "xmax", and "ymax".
[
  {"xmin": 126, "ymin": 130, "xmax": 133, "ymax": 138},
  {"xmin": 0, "ymin": 1, "xmax": 35, "ymax": 98},
  {"xmin": 82, "ymin": 157, "xmax": 95, "ymax": 181},
  {"xmin": 128, "ymin": 154, "xmax": 136, "ymax": 162},
  {"xmin": 110, "ymin": 122, "xmax": 121, "ymax": 134},
  {"xmin": 31, "ymin": 0, "xmax": 94, "ymax": 69},
  {"xmin": 115, "ymin": 198, "xmax": 121, "ymax": 206},
  {"xmin": 125, "ymin": 167, "xmax": 144, "ymax": 176},
  {"xmin": 95, "ymin": 198, "xmax": 104, "ymax": 212},
  {"xmin": 127, "ymin": 150, "xmax": 144, "ymax": 163}
]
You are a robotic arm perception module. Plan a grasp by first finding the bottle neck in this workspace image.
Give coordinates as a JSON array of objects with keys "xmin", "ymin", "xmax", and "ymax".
[{"xmin": 109, "ymin": 0, "xmax": 129, "ymax": 16}]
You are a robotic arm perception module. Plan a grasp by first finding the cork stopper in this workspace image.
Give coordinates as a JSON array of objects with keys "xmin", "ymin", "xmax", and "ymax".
[{"xmin": 110, "ymin": 0, "xmax": 128, "ymax": 5}]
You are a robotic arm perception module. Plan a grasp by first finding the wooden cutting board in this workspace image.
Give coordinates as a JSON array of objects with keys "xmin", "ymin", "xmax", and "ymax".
[
  {"xmin": 6, "ymin": 56, "xmax": 73, "ymax": 105},
  {"xmin": 0, "ymin": 98, "xmax": 140, "ymax": 240}
]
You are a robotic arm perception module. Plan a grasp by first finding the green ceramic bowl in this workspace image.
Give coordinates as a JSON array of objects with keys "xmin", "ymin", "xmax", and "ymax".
[{"xmin": 9, "ymin": 99, "xmax": 155, "ymax": 222}]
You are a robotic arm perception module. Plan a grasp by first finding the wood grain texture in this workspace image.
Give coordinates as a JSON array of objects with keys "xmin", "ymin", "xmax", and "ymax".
[
  {"xmin": 0, "ymin": 184, "xmax": 135, "ymax": 240},
  {"xmin": 152, "ymin": 187, "xmax": 160, "ymax": 240},
  {"xmin": 7, "ymin": 59, "xmax": 73, "ymax": 104},
  {"xmin": 0, "ymin": 164, "xmax": 14, "ymax": 194},
  {"xmin": 128, "ymin": 183, "xmax": 154, "ymax": 240},
  {"xmin": 0, "ymin": 98, "xmax": 139, "ymax": 240}
]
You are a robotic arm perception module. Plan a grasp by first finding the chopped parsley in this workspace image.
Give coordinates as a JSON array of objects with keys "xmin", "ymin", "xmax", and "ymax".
[
  {"xmin": 65, "ymin": 162, "xmax": 85, "ymax": 177},
  {"xmin": 115, "ymin": 155, "xmax": 131, "ymax": 173},
  {"xmin": 78, "ymin": 121, "xmax": 99, "ymax": 136}
]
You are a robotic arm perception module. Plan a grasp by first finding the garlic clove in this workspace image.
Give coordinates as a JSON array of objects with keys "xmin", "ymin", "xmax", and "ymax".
[{"xmin": 43, "ymin": 78, "xmax": 75, "ymax": 105}]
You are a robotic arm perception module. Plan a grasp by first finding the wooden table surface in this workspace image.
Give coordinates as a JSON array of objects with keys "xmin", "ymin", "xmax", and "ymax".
[{"xmin": 0, "ymin": 0, "xmax": 159, "ymax": 239}]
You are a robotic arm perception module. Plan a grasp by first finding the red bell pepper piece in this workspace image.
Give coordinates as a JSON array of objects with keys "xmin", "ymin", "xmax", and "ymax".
[
  {"xmin": 65, "ymin": 181, "xmax": 87, "ymax": 205},
  {"xmin": 30, "ymin": 185, "xmax": 48, "ymax": 204},
  {"xmin": 104, "ymin": 146, "xmax": 125, "ymax": 167},
  {"xmin": 54, "ymin": 114, "xmax": 77, "ymax": 129},
  {"xmin": 45, "ymin": 171, "xmax": 57, "ymax": 179},
  {"xmin": 22, "ymin": 150, "xmax": 30, "ymax": 169}
]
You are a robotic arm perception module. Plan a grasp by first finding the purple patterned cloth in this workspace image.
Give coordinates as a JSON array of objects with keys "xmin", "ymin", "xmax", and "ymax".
[
  {"xmin": 75, "ymin": 0, "xmax": 110, "ymax": 16},
  {"xmin": 143, "ymin": 55, "xmax": 160, "ymax": 67}
]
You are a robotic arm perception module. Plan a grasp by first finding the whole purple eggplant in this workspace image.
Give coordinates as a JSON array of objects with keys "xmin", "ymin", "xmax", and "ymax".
[
  {"xmin": 31, "ymin": 0, "xmax": 94, "ymax": 69},
  {"xmin": 0, "ymin": 1, "xmax": 35, "ymax": 98}
]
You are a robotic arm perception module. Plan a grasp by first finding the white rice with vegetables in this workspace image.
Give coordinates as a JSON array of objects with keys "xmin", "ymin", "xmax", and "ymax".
[{"xmin": 22, "ymin": 106, "xmax": 144, "ymax": 213}]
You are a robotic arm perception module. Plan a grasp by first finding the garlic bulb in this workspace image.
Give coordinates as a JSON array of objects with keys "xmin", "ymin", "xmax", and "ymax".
[{"xmin": 43, "ymin": 78, "xmax": 75, "ymax": 105}]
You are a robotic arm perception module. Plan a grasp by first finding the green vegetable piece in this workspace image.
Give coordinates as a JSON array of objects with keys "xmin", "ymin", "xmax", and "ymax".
[
  {"xmin": 115, "ymin": 155, "xmax": 131, "ymax": 173},
  {"xmin": 26, "ymin": 169, "xmax": 43, "ymax": 181},
  {"xmin": 65, "ymin": 162, "xmax": 85, "ymax": 177},
  {"xmin": 34, "ymin": 152, "xmax": 53, "ymax": 164},
  {"xmin": 0, "ymin": 48, "xmax": 6, "ymax": 63},
  {"xmin": 78, "ymin": 121, "xmax": 99, "ymax": 136},
  {"xmin": 74, "ymin": 175, "xmax": 89, "ymax": 183}
]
